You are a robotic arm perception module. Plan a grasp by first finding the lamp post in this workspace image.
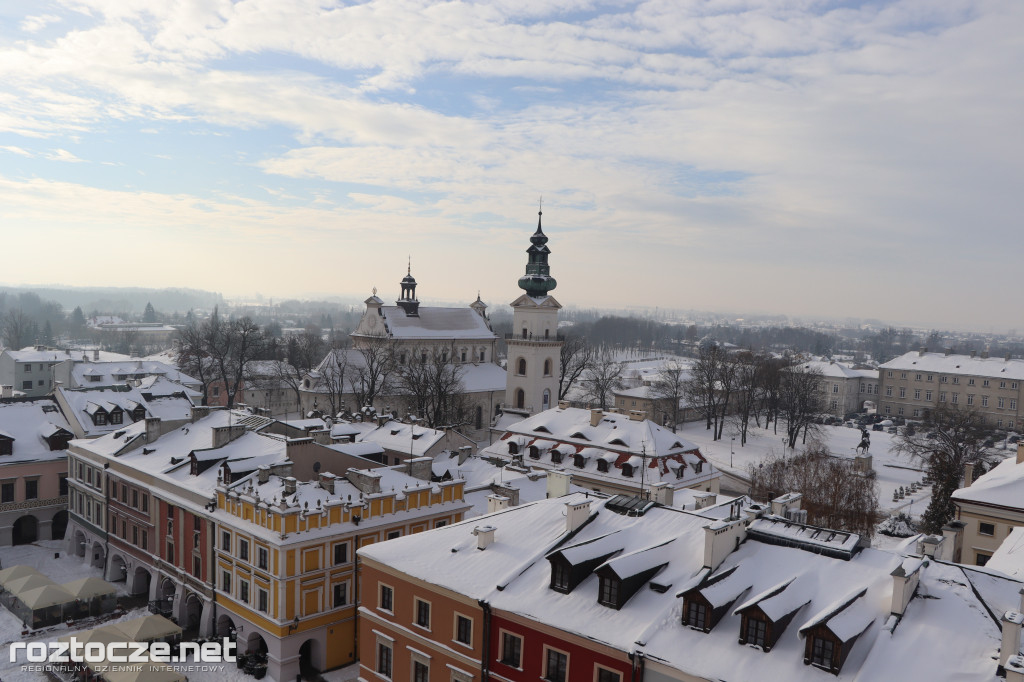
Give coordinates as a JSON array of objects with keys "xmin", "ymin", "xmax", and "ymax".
[{"xmin": 730, "ymin": 438, "xmax": 735, "ymax": 469}]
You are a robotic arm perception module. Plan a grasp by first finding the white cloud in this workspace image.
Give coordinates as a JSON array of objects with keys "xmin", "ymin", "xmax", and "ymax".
[
  {"xmin": 20, "ymin": 14, "xmax": 61, "ymax": 33},
  {"xmin": 0, "ymin": 145, "xmax": 32, "ymax": 157},
  {"xmin": 46, "ymin": 148, "xmax": 85, "ymax": 163}
]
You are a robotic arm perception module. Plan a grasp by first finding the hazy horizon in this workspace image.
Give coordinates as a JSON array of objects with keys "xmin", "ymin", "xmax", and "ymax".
[{"xmin": 0, "ymin": 2, "xmax": 1020, "ymax": 332}]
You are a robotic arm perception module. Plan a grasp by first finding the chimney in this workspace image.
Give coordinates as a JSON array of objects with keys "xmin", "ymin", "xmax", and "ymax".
[
  {"xmin": 964, "ymin": 462, "xmax": 975, "ymax": 487},
  {"xmin": 558, "ymin": 400, "xmax": 570, "ymax": 409},
  {"xmin": 283, "ymin": 476, "xmax": 297, "ymax": 495},
  {"xmin": 945, "ymin": 348, "xmax": 953, "ymax": 356},
  {"xmin": 650, "ymin": 482, "xmax": 675, "ymax": 506},
  {"xmin": 628, "ymin": 410, "xmax": 645, "ymax": 421},
  {"xmin": 1, "ymin": 385, "xmax": 12, "ymax": 398},
  {"xmin": 546, "ymin": 469, "xmax": 571, "ymax": 498},
  {"xmin": 693, "ymin": 491, "xmax": 717, "ymax": 510},
  {"xmin": 190, "ymin": 406, "xmax": 211, "ymax": 422},
  {"xmin": 458, "ymin": 446, "xmax": 472, "ymax": 465},
  {"xmin": 145, "ymin": 417, "xmax": 161, "ymax": 444},
  {"xmin": 590, "ymin": 409, "xmax": 603, "ymax": 427},
  {"xmin": 93, "ymin": 349, "xmax": 99, "ymax": 361},
  {"xmin": 474, "ymin": 525, "xmax": 496, "ymax": 550},
  {"xmin": 919, "ymin": 347, "xmax": 927, "ymax": 356},
  {"xmin": 319, "ymin": 472, "xmax": 336, "ymax": 495},
  {"xmin": 1007, "ymin": 657, "xmax": 1024, "ymax": 682},
  {"xmin": 939, "ymin": 521, "xmax": 964, "ymax": 563},
  {"xmin": 770, "ymin": 492, "xmax": 802, "ymax": 517},
  {"xmin": 890, "ymin": 557, "xmax": 923, "ymax": 616},
  {"xmin": 404, "ymin": 456, "xmax": 433, "ymax": 481},
  {"xmin": 970, "ymin": 350, "xmax": 977, "ymax": 358},
  {"xmin": 310, "ymin": 429, "xmax": 331, "ymax": 445},
  {"xmin": 982, "ymin": 350, "xmax": 990, "ymax": 359},
  {"xmin": 915, "ymin": 534, "xmax": 942, "ymax": 559},
  {"xmin": 212, "ymin": 424, "xmax": 246, "ymax": 449},
  {"xmin": 565, "ymin": 499, "xmax": 591, "ymax": 533},
  {"xmin": 489, "ymin": 483, "xmax": 520, "ymax": 506},
  {"xmin": 345, "ymin": 468, "xmax": 382, "ymax": 495},
  {"xmin": 703, "ymin": 517, "xmax": 746, "ymax": 571},
  {"xmin": 1001, "ymin": 611, "xmax": 1023, "ymax": 670},
  {"xmin": 257, "ymin": 466, "xmax": 270, "ymax": 485},
  {"xmin": 1017, "ymin": 443, "xmax": 1024, "ymax": 465},
  {"xmin": 487, "ymin": 494, "xmax": 510, "ymax": 514}
]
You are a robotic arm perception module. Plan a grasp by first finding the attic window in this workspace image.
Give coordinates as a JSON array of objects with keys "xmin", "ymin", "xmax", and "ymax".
[
  {"xmin": 569, "ymin": 432, "xmax": 588, "ymax": 440},
  {"xmin": 0, "ymin": 439, "xmax": 12, "ymax": 456},
  {"xmin": 534, "ymin": 426, "xmax": 551, "ymax": 433},
  {"xmin": 621, "ymin": 463, "xmax": 634, "ymax": 477},
  {"xmin": 551, "ymin": 562, "xmax": 570, "ymax": 592},
  {"xmin": 598, "ymin": 576, "xmax": 621, "ymax": 608},
  {"xmin": 694, "ymin": 462, "xmax": 703, "ymax": 474},
  {"xmin": 411, "ymin": 433, "xmax": 422, "ymax": 440},
  {"xmin": 609, "ymin": 438, "xmax": 627, "ymax": 447},
  {"xmin": 573, "ymin": 454, "xmax": 586, "ymax": 469},
  {"xmin": 391, "ymin": 429, "xmax": 400, "ymax": 435},
  {"xmin": 550, "ymin": 450, "xmax": 563, "ymax": 464},
  {"xmin": 596, "ymin": 459, "xmax": 609, "ymax": 473}
]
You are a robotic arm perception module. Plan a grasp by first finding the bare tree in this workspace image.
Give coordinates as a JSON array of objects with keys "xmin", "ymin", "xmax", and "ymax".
[
  {"xmin": 176, "ymin": 321, "xmax": 214, "ymax": 405},
  {"xmin": 395, "ymin": 346, "xmax": 468, "ymax": 428},
  {"xmin": 199, "ymin": 310, "xmax": 266, "ymax": 409},
  {"xmin": 685, "ymin": 339, "xmax": 731, "ymax": 438},
  {"xmin": 559, "ymin": 335, "xmax": 594, "ymax": 400},
  {"xmin": 581, "ymin": 350, "xmax": 625, "ymax": 409},
  {"xmin": 713, "ymin": 358, "xmax": 738, "ymax": 440},
  {"xmin": 350, "ymin": 334, "xmax": 395, "ymax": 410},
  {"xmin": 730, "ymin": 351, "xmax": 766, "ymax": 446},
  {"xmin": 779, "ymin": 364, "xmax": 824, "ymax": 449},
  {"xmin": 2, "ymin": 309, "xmax": 34, "ymax": 349},
  {"xmin": 311, "ymin": 348, "xmax": 352, "ymax": 417},
  {"xmin": 650, "ymin": 361, "xmax": 687, "ymax": 431},
  {"xmin": 893, "ymin": 404, "xmax": 992, "ymax": 533},
  {"xmin": 276, "ymin": 326, "xmax": 325, "ymax": 409},
  {"xmin": 749, "ymin": 441, "xmax": 879, "ymax": 538}
]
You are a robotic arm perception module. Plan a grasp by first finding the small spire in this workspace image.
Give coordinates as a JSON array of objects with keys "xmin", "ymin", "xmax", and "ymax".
[
  {"xmin": 407, "ymin": 255, "xmax": 411, "ymax": 276},
  {"xmin": 538, "ymin": 196, "xmax": 543, "ymax": 230}
]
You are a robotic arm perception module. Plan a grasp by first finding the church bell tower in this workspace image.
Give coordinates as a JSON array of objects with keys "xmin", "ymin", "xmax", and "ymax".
[{"xmin": 505, "ymin": 207, "xmax": 563, "ymax": 415}]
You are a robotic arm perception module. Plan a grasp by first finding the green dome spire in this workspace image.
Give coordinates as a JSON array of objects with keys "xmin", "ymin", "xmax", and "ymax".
[{"xmin": 517, "ymin": 205, "xmax": 557, "ymax": 297}]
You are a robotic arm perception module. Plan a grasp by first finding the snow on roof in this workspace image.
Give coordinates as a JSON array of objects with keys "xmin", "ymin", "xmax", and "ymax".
[
  {"xmin": 881, "ymin": 350, "xmax": 1024, "ymax": 380},
  {"xmin": 326, "ymin": 441, "xmax": 385, "ymax": 458},
  {"xmin": 551, "ymin": 531, "xmax": 624, "ymax": 565},
  {"xmin": 952, "ymin": 453, "xmax": 1024, "ymax": 509},
  {"xmin": 987, "ymin": 527, "xmax": 1024, "ymax": 579},
  {"xmin": 137, "ymin": 374, "xmax": 203, "ymax": 400},
  {"xmin": 459, "ymin": 362, "xmax": 506, "ymax": 392},
  {"xmin": 747, "ymin": 516, "xmax": 861, "ymax": 557},
  {"xmin": 58, "ymin": 386, "xmax": 152, "ymax": 437},
  {"xmin": 0, "ymin": 398, "xmax": 74, "ymax": 463},
  {"xmin": 68, "ymin": 360, "xmax": 200, "ymax": 389},
  {"xmin": 373, "ymin": 305, "xmax": 496, "ymax": 340},
  {"xmin": 795, "ymin": 360, "xmax": 868, "ymax": 380},
  {"xmin": 359, "ymin": 420, "xmax": 444, "ymax": 456}
]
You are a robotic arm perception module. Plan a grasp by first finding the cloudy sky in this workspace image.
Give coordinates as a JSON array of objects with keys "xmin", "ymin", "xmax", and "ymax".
[{"xmin": 0, "ymin": 1, "xmax": 1020, "ymax": 330}]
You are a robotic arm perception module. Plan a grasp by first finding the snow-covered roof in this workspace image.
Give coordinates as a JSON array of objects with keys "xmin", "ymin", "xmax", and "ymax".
[
  {"xmin": 358, "ymin": 420, "xmax": 445, "ymax": 457},
  {"xmin": 881, "ymin": 350, "xmax": 1024, "ymax": 381},
  {"xmin": 136, "ymin": 375, "xmax": 203, "ymax": 400},
  {"xmin": 481, "ymin": 406, "xmax": 718, "ymax": 491},
  {"xmin": 0, "ymin": 398, "xmax": 73, "ymax": 463},
  {"xmin": 987, "ymin": 527, "xmax": 1024, "ymax": 579},
  {"xmin": 951, "ymin": 451, "xmax": 1024, "ymax": 510},
  {"xmin": 68, "ymin": 360, "xmax": 200, "ymax": 389},
  {"xmin": 57, "ymin": 386, "xmax": 153, "ymax": 437},
  {"xmin": 361, "ymin": 491, "xmax": 1024, "ymax": 681},
  {"xmin": 371, "ymin": 305, "xmax": 496, "ymax": 340},
  {"xmin": 796, "ymin": 360, "xmax": 872, "ymax": 380}
]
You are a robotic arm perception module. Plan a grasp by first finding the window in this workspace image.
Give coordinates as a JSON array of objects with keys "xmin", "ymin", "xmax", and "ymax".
[
  {"xmin": 1013, "ymin": 383, "xmax": 1019, "ymax": 390},
  {"xmin": 886, "ymin": 371, "xmax": 893, "ymax": 378},
  {"xmin": 461, "ymin": 351, "xmax": 467, "ymax": 362},
  {"xmin": 831, "ymin": 400, "xmax": 838, "ymax": 411},
  {"xmin": 598, "ymin": 577, "xmax": 619, "ymax": 607},
  {"xmin": 953, "ymin": 377, "xmax": 960, "ymax": 384},
  {"xmin": 915, "ymin": 373, "xmax": 922, "ymax": 381},
  {"xmin": 379, "ymin": 584, "xmax": 393, "ymax": 612},
  {"xmin": 745, "ymin": 617, "xmax": 767, "ymax": 647},
  {"xmin": 377, "ymin": 642, "xmax": 393, "ymax": 678},
  {"xmin": 913, "ymin": 409, "xmax": 921, "ymax": 417},
  {"xmin": 95, "ymin": 412, "xmax": 107, "ymax": 425},
  {"xmin": 110, "ymin": 411, "xmax": 123, "ymax": 424},
  {"xmin": 687, "ymin": 601, "xmax": 707, "ymax": 630},
  {"xmin": 832, "ymin": 383, "xmax": 839, "ymax": 394},
  {"xmin": 897, "ymin": 407, "xmax": 904, "ymax": 416},
  {"xmin": 387, "ymin": 530, "xmax": 401, "ymax": 540},
  {"xmin": 939, "ymin": 392, "xmax": 946, "ymax": 402},
  {"xmin": 884, "ymin": 406, "xmax": 891, "ymax": 415},
  {"xmin": 899, "ymin": 387, "xmax": 906, "ymax": 398},
  {"xmin": 968, "ymin": 378, "xmax": 976, "ymax": 386},
  {"xmin": 434, "ymin": 520, "xmax": 448, "ymax": 528},
  {"xmin": 999, "ymin": 397, "xmax": 1006, "ymax": 409},
  {"xmin": 976, "ymin": 552, "xmax": 991, "ymax": 567},
  {"xmin": 544, "ymin": 648, "xmax": 568, "ymax": 682},
  {"xmin": 167, "ymin": 542, "xmax": 174, "ymax": 564},
  {"xmin": 239, "ymin": 580, "xmax": 249, "ymax": 603},
  {"xmin": 1011, "ymin": 400, "xmax": 1017, "ymax": 410},
  {"xmin": 885, "ymin": 386, "xmax": 893, "ymax": 397},
  {"xmin": 1000, "ymin": 381, "xmax": 1008, "ymax": 389},
  {"xmin": 257, "ymin": 589, "xmax": 268, "ymax": 613},
  {"xmin": 222, "ymin": 571, "xmax": 231, "ymax": 592},
  {"xmin": 455, "ymin": 615, "xmax": 472, "ymax": 645},
  {"xmin": 941, "ymin": 376, "xmax": 948, "ymax": 383},
  {"xmin": 22, "ymin": 478, "xmax": 39, "ymax": 500},
  {"xmin": 257, "ymin": 547, "xmax": 268, "ymax": 570},
  {"xmin": 239, "ymin": 539, "xmax": 249, "ymax": 561},
  {"xmin": 415, "ymin": 599, "xmax": 431, "ymax": 629},
  {"xmin": 479, "ymin": 350, "xmax": 485, "ymax": 362},
  {"xmin": 21, "ymin": 380, "xmax": 32, "ymax": 390},
  {"xmin": 544, "ymin": 359, "xmax": 552, "ymax": 376},
  {"xmin": 952, "ymin": 393, "xmax": 959, "ymax": 404},
  {"xmin": 141, "ymin": 530, "xmax": 148, "ymax": 550},
  {"xmin": 984, "ymin": 380, "xmax": 990, "ymax": 388},
  {"xmin": 333, "ymin": 583, "xmax": 347, "ymax": 607},
  {"xmin": 967, "ymin": 394, "xmax": 974, "ymax": 406},
  {"xmin": 517, "ymin": 358, "xmax": 526, "ymax": 375},
  {"xmin": 193, "ymin": 555, "xmax": 202, "ymax": 578},
  {"xmin": 222, "ymin": 531, "xmax": 231, "ymax": 551},
  {"xmin": 413, "ymin": 661, "xmax": 428, "ymax": 682},
  {"xmin": 141, "ymin": 495, "xmax": 148, "ymax": 512},
  {"xmin": 59, "ymin": 475, "xmax": 68, "ymax": 496},
  {"xmin": 979, "ymin": 522, "xmax": 995, "ymax": 536},
  {"xmin": 597, "ymin": 668, "xmax": 621, "ymax": 682},
  {"xmin": 501, "ymin": 632, "xmax": 522, "ymax": 667},
  {"xmin": 133, "ymin": 526, "xmax": 138, "ymax": 545},
  {"xmin": 926, "ymin": 391, "xmax": 932, "ymax": 401},
  {"xmin": 914, "ymin": 389, "xmax": 921, "ymax": 400},
  {"xmin": 900, "ymin": 372, "xmax": 907, "ymax": 379},
  {"xmin": 1, "ymin": 481, "xmax": 14, "ymax": 503},
  {"xmin": 811, "ymin": 636, "xmax": 834, "ymax": 667},
  {"xmin": 334, "ymin": 542, "xmax": 348, "ymax": 565},
  {"xmin": 927, "ymin": 374, "xmax": 933, "ymax": 382}
]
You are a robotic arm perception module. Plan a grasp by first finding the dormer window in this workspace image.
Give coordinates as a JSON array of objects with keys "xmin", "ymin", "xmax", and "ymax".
[
  {"xmin": 609, "ymin": 438, "xmax": 627, "ymax": 447},
  {"xmin": 529, "ymin": 446, "xmax": 541, "ymax": 460},
  {"xmin": 745, "ymin": 617, "xmax": 767, "ymax": 648},
  {"xmin": 694, "ymin": 461, "xmax": 703, "ymax": 474},
  {"xmin": 132, "ymin": 407, "xmax": 146, "ymax": 421},
  {"xmin": 569, "ymin": 432, "xmax": 588, "ymax": 440},
  {"xmin": 551, "ymin": 562, "xmax": 570, "ymax": 592},
  {"xmin": 95, "ymin": 411, "xmax": 107, "ymax": 426},
  {"xmin": 573, "ymin": 454, "xmax": 586, "ymax": 469},
  {"xmin": 533, "ymin": 426, "xmax": 551, "ymax": 433},
  {"xmin": 508, "ymin": 441, "xmax": 519, "ymax": 455},
  {"xmin": 0, "ymin": 437, "xmax": 12, "ymax": 456},
  {"xmin": 621, "ymin": 464, "xmax": 634, "ymax": 477},
  {"xmin": 687, "ymin": 602, "xmax": 708, "ymax": 630},
  {"xmin": 597, "ymin": 460, "xmax": 609, "ymax": 473},
  {"xmin": 550, "ymin": 450, "xmax": 563, "ymax": 464},
  {"xmin": 110, "ymin": 410, "xmax": 123, "ymax": 425},
  {"xmin": 598, "ymin": 576, "xmax": 620, "ymax": 608}
]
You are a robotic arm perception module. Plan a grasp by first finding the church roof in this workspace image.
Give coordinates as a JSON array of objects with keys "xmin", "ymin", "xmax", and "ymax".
[{"xmin": 373, "ymin": 305, "xmax": 496, "ymax": 340}]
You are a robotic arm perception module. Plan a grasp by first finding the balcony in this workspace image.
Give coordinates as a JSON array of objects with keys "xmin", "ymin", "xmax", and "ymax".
[{"xmin": 504, "ymin": 333, "xmax": 565, "ymax": 343}]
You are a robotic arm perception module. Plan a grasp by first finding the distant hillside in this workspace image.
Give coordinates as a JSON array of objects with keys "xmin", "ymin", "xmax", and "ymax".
[{"xmin": 0, "ymin": 285, "xmax": 223, "ymax": 315}]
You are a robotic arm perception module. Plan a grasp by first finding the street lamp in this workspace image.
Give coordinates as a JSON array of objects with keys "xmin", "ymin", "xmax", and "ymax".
[{"xmin": 730, "ymin": 438, "xmax": 735, "ymax": 469}]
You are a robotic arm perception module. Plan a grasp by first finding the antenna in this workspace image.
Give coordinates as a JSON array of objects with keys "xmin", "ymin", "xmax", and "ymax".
[{"xmin": 639, "ymin": 439, "xmax": 648, "ymax": 500}]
